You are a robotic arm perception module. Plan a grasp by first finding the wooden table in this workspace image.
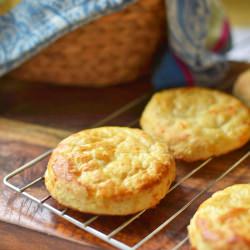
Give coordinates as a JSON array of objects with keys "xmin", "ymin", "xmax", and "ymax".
[{"xmin": 0, "ymin": 69, "xmax": 249, "ymax": 250}]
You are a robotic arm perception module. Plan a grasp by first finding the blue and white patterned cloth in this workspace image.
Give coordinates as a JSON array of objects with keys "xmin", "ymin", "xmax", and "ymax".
[
  {"xmin": 0, "ymin": 0, "xmax": 231, "ymax": 88},
  {"xmin": 0, "ymin": 0, "xmax": 137, "ymax": 75}
]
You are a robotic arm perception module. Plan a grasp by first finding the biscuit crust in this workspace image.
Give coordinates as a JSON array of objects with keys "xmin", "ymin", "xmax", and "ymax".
[
  {"xmin": 140, "ymin": 87, "xmax": 250, "ymax": 161},
  {"xmin": 45, "ymin": 127, "xmax": 176, "ymax": 215},
  {"xmin": 188, "ymin": 184, "xmax": 250, "ymax": 250}
]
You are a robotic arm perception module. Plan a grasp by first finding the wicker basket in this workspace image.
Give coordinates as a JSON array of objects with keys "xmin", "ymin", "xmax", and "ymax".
[{"xmin": 9, "ymin": 0, "xmax": 166, "ymax": 87}]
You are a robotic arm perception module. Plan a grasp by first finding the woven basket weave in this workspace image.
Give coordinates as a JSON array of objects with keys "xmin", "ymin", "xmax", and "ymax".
[{"xmin": 9, "ymin": 0, "xmax": 166, "ymax": 87}]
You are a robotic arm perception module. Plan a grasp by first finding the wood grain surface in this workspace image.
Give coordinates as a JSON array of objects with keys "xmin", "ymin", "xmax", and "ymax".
[{"xmin": 0, "ymin": 75, "xmax": 249, "ymax": 250}]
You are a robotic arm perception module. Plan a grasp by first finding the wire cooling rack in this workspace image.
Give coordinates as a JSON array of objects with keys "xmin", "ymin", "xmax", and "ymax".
[
  {"xmin": 3, "ymin": 87, "xmax": 250, "ymax": 250},
  {"xmin": 3, "ymin": 27, "xmax": 250, "ymax": 248}
]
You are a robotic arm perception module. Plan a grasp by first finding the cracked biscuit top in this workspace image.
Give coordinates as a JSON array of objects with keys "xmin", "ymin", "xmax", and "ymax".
[
  {"xmin": 45, "ymin": 127, "xmax": 175, "ymax": 215},
  {"xmin": 140, "ymin": 87, "xmax": 250, "ymax": 162}
]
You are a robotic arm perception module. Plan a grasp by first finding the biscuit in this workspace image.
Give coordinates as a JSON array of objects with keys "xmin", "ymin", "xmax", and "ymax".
[
  {"xmin": 188, "ymin": 184, "xmax": 250, "ymax": 250},
  {"xmin": 233, "ymin": 69, "xmax": 250, "ymax": 107},
  {"xmin": 45, "ymin": 127, "xmax": 176, "ymax": 215},
  {"xmin": 140, "ymin": 87, "xmax": 250, "ymax": 162}
]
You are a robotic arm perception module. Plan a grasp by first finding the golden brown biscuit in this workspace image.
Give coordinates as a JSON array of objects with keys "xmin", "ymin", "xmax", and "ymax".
[
  {"xmin": 233, "ymin": 69, "xmax": 250, "ymax": 107},
  {"xmin": 140, "ymin": 87, "xmax": 250, "ymax": 162},
  {"xmin": 188, "ymin": 184, "xmax": 250, "ymax": 250},
  {"xmin": 45, "ymin": 127, "xmax": 175, "ymax": 215}
]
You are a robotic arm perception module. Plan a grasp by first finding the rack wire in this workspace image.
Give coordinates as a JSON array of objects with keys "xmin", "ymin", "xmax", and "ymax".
[{"xmin": 3, "ymin": 28, "xmax": 250, "ymax": 249}]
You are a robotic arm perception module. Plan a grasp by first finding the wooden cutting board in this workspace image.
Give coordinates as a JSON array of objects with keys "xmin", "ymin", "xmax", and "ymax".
[{"xmin": 0, "ymin": 76, "xmax": 249, "ymax": 250}]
